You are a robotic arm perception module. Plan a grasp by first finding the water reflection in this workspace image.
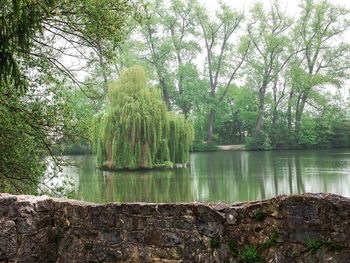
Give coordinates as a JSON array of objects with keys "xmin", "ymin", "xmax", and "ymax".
[{"xmin": 63, "ymin": 149, "xmax": 350, "ymax": 203}]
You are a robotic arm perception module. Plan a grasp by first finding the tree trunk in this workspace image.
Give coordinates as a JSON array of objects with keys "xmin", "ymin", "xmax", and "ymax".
[
  {"xmin": 100, "ymin": 56, "xmax": 108, "ymax": 94},
  {"xmin": 256, "ymin": 103, "xmax": 265, "ymax": 133},
  {"xmin": 159, "ymin": 78, "xmax": 171, "ymax": 111},
  {"xmin": 287, "ymin": 90, "xmax": 293, "ymax": 130},
  {"xmin": 207, "ymin": 108, "xmax": 215, "ymax": 144},
  {"xmin": 295, "ymin": 93, "xmax": 307, "ymax": 133},
  {"xmin": 182, "ymin": 107, "xmax": 189, "ymax": 119},
  {"xmin": 96, "ymin": 44, "xmax": 108, "ymax": 95},
  {"xmin": 271, "ymin": 78, "xmax": 278, "ymax": 128},
  {"xmin": 271, "ymin": 106, "xmax": 278, "ymax": 128},
  {"xmin": 255, "ymin": 84, "xmax": 267, "ymax": 133},
  {"xmin": 288, "ymin": 159, "xmax": 293, "ymax": 194}
]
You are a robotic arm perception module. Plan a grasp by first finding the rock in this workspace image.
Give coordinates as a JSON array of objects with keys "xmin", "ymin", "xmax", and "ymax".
[
  {"xmin": 226, "ymin": 210, "xmax": 239, "ymax": 225},
  {"xmin": 17, "ymin": 226, "xmax": 56, "ymax": 263},
  {"xmin": 0, "ymin": 220, "xmax": 17, "ymax": 261}
]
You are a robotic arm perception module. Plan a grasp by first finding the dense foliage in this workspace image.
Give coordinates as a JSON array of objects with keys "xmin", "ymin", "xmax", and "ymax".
[
  {"xmin": 0, "ymin": 0, "xmax": 137, "ymax": 193},
  {"xmin": 92, "ymin": 66, "xmax": 194, "ymax": 170}
]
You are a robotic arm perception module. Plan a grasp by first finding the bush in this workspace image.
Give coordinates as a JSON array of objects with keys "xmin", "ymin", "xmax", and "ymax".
[
  {"xmin": 192, "ymin": 142, "xmax": 219, "ymax": 152},
  {"xmin": 245, "ymin": 130, "xmax": 272, "ymax": 150},
  {"xmin": 331, "ymin": 121, "xmax": 350, "ymax": 148},
  {"xmin": 296, "ymin": 117, "xmax": 332, "ymax": 148},
  {"xmin": 269, "ymin": 124, "xmax": 297, "ymax": 149}
]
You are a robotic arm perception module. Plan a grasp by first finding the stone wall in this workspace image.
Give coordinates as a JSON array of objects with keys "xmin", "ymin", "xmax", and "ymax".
[{"xmin": 0, "ymin": 193, "xmax": 350, "ymax": 262}]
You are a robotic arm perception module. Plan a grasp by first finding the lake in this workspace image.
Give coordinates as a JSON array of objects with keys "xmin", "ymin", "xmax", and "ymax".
[{"xmin": 60, "ymin": 149, "xmax": 350, "ymax": 203}]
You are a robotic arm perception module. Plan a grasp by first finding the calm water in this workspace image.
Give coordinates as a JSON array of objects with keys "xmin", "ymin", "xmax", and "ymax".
[{"xmin": 62, "ymin": 149, "xmax": 350, "ymax": 203}]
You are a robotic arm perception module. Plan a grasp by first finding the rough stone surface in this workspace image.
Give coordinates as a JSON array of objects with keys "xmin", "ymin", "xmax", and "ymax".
[{"xmin": 0, "ymin": 193, "xmax": 350, "ymax": 262}]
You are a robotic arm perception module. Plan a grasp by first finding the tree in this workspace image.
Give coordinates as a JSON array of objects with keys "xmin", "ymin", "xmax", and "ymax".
[
  {"xmin": 292, "ymin": 0, "xmax": 350, "ymax": 133},
  {"xmin": 92, "ymin": 66, "xmax": 194, "ymax": 170},
  {"xmin": 245, "ymin": 1, "xmax": 295, "ymax": 134},
  {"xmin": 161, "ymin": 0, "xmax": 202, "ymax": 117},
  {"xmin": 136, "ymin": 1, "xmax": 174, "ymax": 109},
  {"xmin": 215, "ymin": 85, "xmax": 258, "ymax": 144},
  {"xmin": 127, "ymin": 0, "xmax": 203, "ymax": 114},
  {"xmin": 0, "ymin": 0, "xmax": 137, "ymax": 193},
  {"xmin": 194, "ymin": 0, "xmax": 247, "ymax": 144}
]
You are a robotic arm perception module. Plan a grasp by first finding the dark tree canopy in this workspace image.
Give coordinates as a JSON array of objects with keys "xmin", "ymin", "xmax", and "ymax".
[{"xmin": 0, "ymin": 0, "xmax": 137, "ymax": 193}]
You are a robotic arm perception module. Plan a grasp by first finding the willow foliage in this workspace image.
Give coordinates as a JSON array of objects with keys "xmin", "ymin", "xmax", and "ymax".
[{"xmin": 92, "ymin": 66, "xmax": 194, "ymax": 170}]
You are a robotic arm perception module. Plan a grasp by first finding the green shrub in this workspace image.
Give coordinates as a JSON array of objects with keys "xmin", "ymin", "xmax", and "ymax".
[
  {"xmin": 269, "ymin": 127, "xmax": 297, "ymax": 149},
  {"xmin": 192, "ymin": 142, "xmax": 219, "ymax": 152},
  {"xmin": 305, "ymin": 239, "xmax": 323, "ymax": 252},
  {"xmin": 238, "ymin": 245, "xmax": 261, "ymax": 263},
  {"xmin": 245, "ymin": 130, "xmax": 272, "ymax": 150},
  {"xmin": 331, "ymin": 121, "xmax": 350, "ymax": 148},
  {"xmin": 305, "ymin": 238, "xmax": 344, "ymax": 253}
]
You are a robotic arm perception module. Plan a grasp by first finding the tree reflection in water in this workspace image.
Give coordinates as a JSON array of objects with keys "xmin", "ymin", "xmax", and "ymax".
[{"xmin": 60, "ymin": 149, "xmax": 350, "ymax": 203}]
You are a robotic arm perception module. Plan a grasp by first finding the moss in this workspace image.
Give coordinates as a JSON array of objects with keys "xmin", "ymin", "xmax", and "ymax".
[
  {"xmin": 227, "ymin": 239, "xmax": 239, "ymax": 256},
  {"xmin": 262, "ymin": 230, "xmax": 279, "ymax": 249},
  {"xmin": 55, "ymin": 227, "xmax": 66, "ymax": 243},
  {"xmin": 322, "ymin": 240, "xmax": 343, "ymax": 252},
  {"xmin": 209, "ymin": 238, "xmax": 220, "ymax": 249},
  {"xmin": 254, "ymin": 211, "xmax": 266, "ymax": 222},
  {"xmin": 291, "ymin": 249, "xmax": 300, "ymax": 257},
  {"xmin": 55, "ymin": 222, "xmax": 70, "ymax": 244}
]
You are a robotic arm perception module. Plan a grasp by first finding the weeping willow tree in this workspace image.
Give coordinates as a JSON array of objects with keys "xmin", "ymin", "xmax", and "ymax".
[{"xmin": 92, "ymin": 66, "xmax": 194, "ymax": 170}]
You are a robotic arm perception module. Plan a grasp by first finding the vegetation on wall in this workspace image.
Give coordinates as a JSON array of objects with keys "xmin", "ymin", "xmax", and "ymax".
[{"xmin": 92, "ymin": 66, "xmax": 194, "ymax": 170}]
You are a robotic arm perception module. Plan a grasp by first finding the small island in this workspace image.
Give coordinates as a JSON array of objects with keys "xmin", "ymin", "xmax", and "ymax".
[{"xmin": 92, "ymin": 66, "xmax": 194, "ymax": 170}]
